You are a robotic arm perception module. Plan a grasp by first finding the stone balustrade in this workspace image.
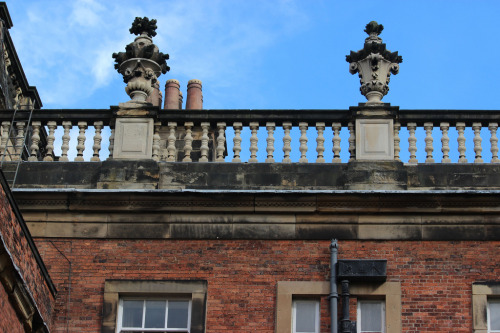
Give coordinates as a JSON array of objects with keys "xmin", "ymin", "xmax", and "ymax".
[{"xmin": 0, "ymin": 108, "xmax": 499, "ymax": 164}]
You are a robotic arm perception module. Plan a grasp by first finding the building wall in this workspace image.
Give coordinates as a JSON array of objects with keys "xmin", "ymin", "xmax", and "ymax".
[
  {"xmin": 0, "ymin": 178, "xmax": 55, "ymax": 331},
  {"xmin": 34, "ymin": 238, "xmax": 499, "ymax": 333},
  {"xmin": 0, "ymin": 282, "xmax": 25, "ymax": 333}
]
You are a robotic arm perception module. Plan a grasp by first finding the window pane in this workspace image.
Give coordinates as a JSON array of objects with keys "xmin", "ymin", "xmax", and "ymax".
[
  {"xmin": 122, "ymin": 300, "xmax": 143, "ymax": 328},
  {"xmin": 295, "ymin": 300, "xmax": 317, "ymax": 332},
  {"xmin": 145, "ymin": 300, "xmax": 167, "ymax": 328},
  {"xmin": 491, "ymin": 301, "xmax": 500, "ymax": 330},
  {"xmin": 167, "ymin": 300, "xmax": 190, "ymax": 329},
  {"xmin": 360, "ymin": 301, "xmax": 383, "ymax": 332}
]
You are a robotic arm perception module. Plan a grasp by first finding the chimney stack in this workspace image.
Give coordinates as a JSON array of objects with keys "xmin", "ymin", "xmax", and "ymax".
[
  {"xmin": 146, "ymin": 81, "xmax": 162, "ymax": 107},
  {"xmin": 163, "ymin": 79, "xmax": 181, "ymax": 109},
  {"xmin": 185, "ymin": 79, "xmax": 203, "ymax": 110},
  {"xmin": 179, "ymin": 91, "xmax": 183, "ymax": 109}
]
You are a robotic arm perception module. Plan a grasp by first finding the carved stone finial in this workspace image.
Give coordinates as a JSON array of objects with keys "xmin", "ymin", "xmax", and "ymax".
[
  {"xmin": 364, "ymin": 21, "xmax": 384, "ymax": 36},
  {"xmin": 130, "ymin": 17, "xmax": 158, "ymax": 37},
  {"xmin": 346, "ymin": 21, "xmax": 402, "ymax": 105},
  {"xmin": 113, "ymin": 17, "xmax": 170, "ymax": 105}
]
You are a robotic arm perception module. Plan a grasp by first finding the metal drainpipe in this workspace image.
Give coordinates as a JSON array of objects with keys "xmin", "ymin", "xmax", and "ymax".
[
  {"xmin": 340, "ymin": 280, "xmax": 351, "ymax": 333},
  {"xmin": 329, "ymin": 239, "xmax": 338, "ymax": 333}
]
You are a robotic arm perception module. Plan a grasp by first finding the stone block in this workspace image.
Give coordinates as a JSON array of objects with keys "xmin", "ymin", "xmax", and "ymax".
[
  {"xmin": 356, "ymin": 118, "xmax": 394, "ymax": 160},
  {"xmin": 113, "ymin": 118, "xmax": 154, "ymax": 159}
]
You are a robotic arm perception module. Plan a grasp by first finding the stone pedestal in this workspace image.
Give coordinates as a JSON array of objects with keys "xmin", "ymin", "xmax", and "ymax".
[
  {"xmin": 351, "ymin": 103, "xmax": 398, "ymax": 161},
  {"xmin": 111, "ymin": 106, "xmax": 158, "ymax": 160},
  {"xmin": 356, "ymin": 118, "xmax": 394, "ymax": 160},
  {"xmin": 113, "ymin": 117, "xmax": 154, "ymax": 159}
]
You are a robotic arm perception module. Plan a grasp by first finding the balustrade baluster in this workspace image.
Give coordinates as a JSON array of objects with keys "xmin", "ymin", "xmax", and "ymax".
[
  {"xmin": 91, "ymin": 121, "xmax": 103, "ymax": 162},
  {"xmin": 152, "ymin": 122, "xmax": 161, "ymax": 162},
  {"xmin": 75, "ymin": 121, "xmax": 87, "ymax": 161},
  {"xmin": 232, "ymin": 122, "xmax": 242, "ymax": 162},
  {"xmin": 183, "ymin": 122, "xmax": 194, "ymax": 162},
  {"xmin": 167, "ymin": 122, "xmax": 177, "ymax": 162},
  {"xmin": 14, "ymin": 121, "xmax": 25, "ymax": 161},
  {"xmin": 424, "ymin": 122, "xmax": 434, "ymax": 163},
  {"xmin": 348, "ymin": 122, "xmax": 355, "ymax": 162},
  {"xmin": 60, "ymin": 121, "xmax": 72, "ymax": 161},
  {"xmin": 282, "ymin": 122, "xmax": 292, "ymax": 163},
  {"xmin": 265, "ymin": 122, "xmax": 275, "ymax": 163},
  {"xmin": 489, "ymin": 122, "xmax": 499, "ymax": 163},
  {"xmin": 315, "ymin": 122, "xmax": 325, "ymax": 163},
  {"xmin": 394, "ymin": 122, "xmax": 401, "ymax": 162},
  {"xmin": 44, "ymin": 121, "xmax": 56, "ymax": 161},
  {"xmin": 249, "ymin": 122, "xmax": 259, "ymax": 162},
  {"xmin": 0, "ymin": 121, "xmax": 9, "ymax": 159},
  {"xmin": 200, "ymin": 122, "xmax": 210, "ymax": 162},
  {"xmin": 216, "ymin": 122, "xmax": 226, "ymax": 162},
  {"xmin": 28, "ymin": 121, "xmax": 41, "ymax": 161},
  {"xmin": 407, "ymin": 122, "xmax": 418, "ymax": 164},
  {"xmin": 440, "ymin": 122, "xmax": 451, "ymax": 163},
  {"xmin": 472, "ymin": 122, "xmax": 483, "ymax": 163},
  {"xmin": 263, "ymin": 122, "xmax": 276, "ymax": 163},
  {"xmin": 299, "ymin": 122, "xmax": 308, "ymax": 163},
  {"xmin": 332, "ymin": 122, "xmax": 341, "ymax": 163},
  {"xmin": 456, "ymin": 122, "xmax": 467, "ymax": 163}
]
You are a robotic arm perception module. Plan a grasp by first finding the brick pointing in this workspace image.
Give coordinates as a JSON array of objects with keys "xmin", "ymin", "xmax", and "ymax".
[
  {"xmin": 0, "ymin": 183, "xmax": 55, "ymax": 329},
  {"xmin": 34, "ymin": 239, "xmax": 499, "ymax": 333}
]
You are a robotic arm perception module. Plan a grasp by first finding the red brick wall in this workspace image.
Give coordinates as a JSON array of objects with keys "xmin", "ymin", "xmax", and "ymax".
[
  {"xmin": 34, "ymin": 239, "xmax": 500, "ymax": 333},
  {"xmin": 0, "ymin": 282, "xmax": 24, "ymax": 333},
  {"xmin": 0, "ymin": 184, "xmax": 55, "ymax": 329}
]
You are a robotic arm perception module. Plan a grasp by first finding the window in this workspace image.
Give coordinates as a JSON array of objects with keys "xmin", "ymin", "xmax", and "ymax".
[
  {"xmin": 292, "ymin": 300, "xmax": 320, "ymax": 333},
  {"xmin": 472, "ymin": 282, "xmax": 500, "ymax": 333},
  {"xmin": 357, "ymin": 300, "xmax": 385, "ymax": 333},
  {"xmin": 276, "ymin": 281, "xmax": 401, "ymax": 333},
  {"xmin": 489, "ymin": 300, "xmax": 500, "ymax": 333},
  {"xmin": 117, "ymin": 298, "xmax": 191, "ymax": 332},
  {"xmin": 102, "ymin": 280, "xmax": 207, "ymax": 333}
]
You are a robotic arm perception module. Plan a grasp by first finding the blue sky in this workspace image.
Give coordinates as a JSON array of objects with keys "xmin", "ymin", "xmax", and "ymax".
[
  {"xmin": 5, "ymin": 0, "xmax": 500, "ymax": 163},
  {"xmin": 8, "ymin": 0, "xmax": 500, "ymax": 110}
]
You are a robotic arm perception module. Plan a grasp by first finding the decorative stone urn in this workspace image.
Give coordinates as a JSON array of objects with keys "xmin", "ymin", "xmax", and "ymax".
[
  {"xmin": 112, "ymin": 17, "xmax": 170, "ymax": 104},
  {"xmin": 346, "ymin": 21, "xmax": 402, "ymax": 104}
]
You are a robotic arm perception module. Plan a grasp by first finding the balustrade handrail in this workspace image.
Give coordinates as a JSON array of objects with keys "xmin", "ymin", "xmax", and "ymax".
[
  {"xmin": 0, "ymin": 109, "xmax": 113, "ymax": 123},
  {"xmin": 398, "ymin": 109, "xmax": 500, "ymax": 125},
  {"xmin": 2, "ymin": 108, "xmax": 499, "ymax": 126}
]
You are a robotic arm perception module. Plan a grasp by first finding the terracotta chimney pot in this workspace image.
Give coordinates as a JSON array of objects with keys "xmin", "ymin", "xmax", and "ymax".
[
  {"xmin": 146, "ymin": 81, "xmax": 162, "ymax": 106},
  {"xmin": 185, "ymin": 79, "xmax": 203, "ymax": 110},
  {"xmin": 164, "ymin": 79, "xmax": 181, "ymax": 109},
  {"xmin": 179, "ymin": 91, "xmax": 183, "ymax": 109}
]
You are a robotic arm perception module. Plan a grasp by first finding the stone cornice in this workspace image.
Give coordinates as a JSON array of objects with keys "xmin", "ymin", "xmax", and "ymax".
[{"xmin": 14, "ymin": 189, "xmax": 500, "ymax": 241}]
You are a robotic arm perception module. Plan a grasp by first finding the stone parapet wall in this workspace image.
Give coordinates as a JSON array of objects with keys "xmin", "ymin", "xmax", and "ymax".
[{"xmin": 9, "ymin": 160, "xmax": 500, "ymax": 190}]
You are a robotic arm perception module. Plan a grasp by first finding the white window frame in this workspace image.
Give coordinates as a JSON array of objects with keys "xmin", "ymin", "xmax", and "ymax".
[
  {"xmin": 117, "ymin": 297, "xmax": 192, "ymax": 333},
  {"xmin": 357, "ymin": 300, "xmax": 385, "ymax": 333},
  {"xmin": 489, "ymin": 299, "xmax": 500, "ymax": 333},
  {"xmin": 292, "ymin": 299, "xmax": 320, "ymax": 333}
]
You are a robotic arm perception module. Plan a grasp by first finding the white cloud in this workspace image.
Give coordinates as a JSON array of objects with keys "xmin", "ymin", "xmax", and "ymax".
[
  {"xmin": 9, "ymin": 0, "xmax": 311, "ymax": 108},
  {"xmin": 70, "ymin": 0, "xmax": 105, "ymax": 27}
]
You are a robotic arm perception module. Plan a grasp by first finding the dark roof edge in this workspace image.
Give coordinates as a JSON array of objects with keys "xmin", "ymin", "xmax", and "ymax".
[{"xmin": 0, "ymin": 2, "xmax": 13, "ymax": 29}]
